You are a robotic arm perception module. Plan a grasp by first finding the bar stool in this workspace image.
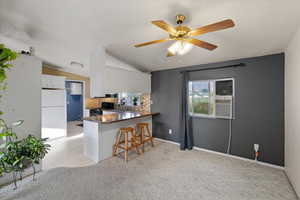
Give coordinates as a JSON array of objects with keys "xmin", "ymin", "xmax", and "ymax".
[
  {"xmin": 113, "ymin": 127, "xmax": 140, "ymax": 162},
  {"xmin": 136, "ymin": 123, "xmax": 154, "ymax": 153}
]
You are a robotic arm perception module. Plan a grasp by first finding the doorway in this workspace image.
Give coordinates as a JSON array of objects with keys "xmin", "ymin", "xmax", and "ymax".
[
  {"xmin": 65, "ymin": 80, "xmax": 85, "ymax": 137},
  {"xmin": 66, "ymin": 81, "xmax": 83, "ymax": 122},
  {"xmin": 66, "ymin": 81, "xmax": 84, "ymax": 122}
]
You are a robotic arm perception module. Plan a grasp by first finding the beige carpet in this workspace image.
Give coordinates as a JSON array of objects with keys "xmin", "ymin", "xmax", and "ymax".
[{"xmin": 0, "ymin": 142, "xmax": 298, "ymax": 200}]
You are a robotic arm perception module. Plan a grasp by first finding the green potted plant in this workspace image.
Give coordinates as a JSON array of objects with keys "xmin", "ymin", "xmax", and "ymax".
[
  {"xmin": 21, "ymin": 135, "xmax": 50, "ymax": 180},
  {"xmin": 0, "ymin": 44, "xmax": 17, "ymax": 91},
  {"xmin": 0, "ymin": 45, "xmax": 20, "ymax": 185},
  {"xmin": 133, "ymin": 96, "xmax": 139, "ymax": 106},
  {"xmin": 0, "ymin": 120, "xmax": 26, "ymax": 189}
]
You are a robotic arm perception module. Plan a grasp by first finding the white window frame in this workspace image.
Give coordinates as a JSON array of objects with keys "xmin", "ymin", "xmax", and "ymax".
[{"xmin": 189, "ymin": 78, "xmax": 234, "ymax": 119}]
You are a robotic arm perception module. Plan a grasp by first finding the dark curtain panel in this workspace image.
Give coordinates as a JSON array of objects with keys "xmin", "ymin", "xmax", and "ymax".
[{"xmin": 180, "ymin": 72, "xmax": 193, "ymax": 150}]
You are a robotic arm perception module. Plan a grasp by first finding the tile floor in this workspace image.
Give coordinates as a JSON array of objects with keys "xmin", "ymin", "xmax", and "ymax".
[{"xmin": 42, "ymin": 121, "xmax": 95, "ymax": 170}]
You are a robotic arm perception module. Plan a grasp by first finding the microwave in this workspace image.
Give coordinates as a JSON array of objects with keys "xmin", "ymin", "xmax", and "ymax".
[{"xmin": 101, "ymin": 102, "xmax": 115, "ymax": 110}]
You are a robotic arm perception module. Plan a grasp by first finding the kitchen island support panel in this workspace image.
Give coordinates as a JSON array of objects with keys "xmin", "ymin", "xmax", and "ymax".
[{"xmin": 83, "ymin": 116, "xmax": 152, "ymax": 163}]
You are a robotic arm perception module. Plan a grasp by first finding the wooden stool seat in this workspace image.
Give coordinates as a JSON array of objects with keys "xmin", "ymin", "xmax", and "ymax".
[
  {"xmin": 113, "ymin": 126, "xmax": 140, "ymax": 162},
  {"xmin": 136, "ymin": 122, "xmax": 154, "ymax": 152},
  {"xmin": 137, "ymin": 123, "xmax": 149, "ymax": 126}
]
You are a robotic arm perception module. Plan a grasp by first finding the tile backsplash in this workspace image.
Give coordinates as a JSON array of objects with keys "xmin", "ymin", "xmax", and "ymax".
[
  {"xmin": 86, "ymin": 94, "xmax": 151, "ymax": 112},
  {"xmin": 86, "ymin": 97, "xmax": 117, "ymax": 109},
  {"xmin": 140, "ymin": 93, "xmax": 151, "ymax": 112},
  {"xmin": 116, "ymin": 93, "xmax": 150, "ymax": 112}
]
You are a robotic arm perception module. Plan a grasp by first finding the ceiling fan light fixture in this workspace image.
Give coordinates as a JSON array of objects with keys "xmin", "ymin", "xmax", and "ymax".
[
  {"xmin": 168, "ymin": 41, "xmax": 193, "ymax": 56},
  {"xmin": 134, "ymin": 16, "xmax": 235, "ymax": 57}
]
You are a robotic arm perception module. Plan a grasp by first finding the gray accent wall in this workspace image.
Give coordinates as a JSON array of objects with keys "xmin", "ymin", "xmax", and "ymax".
[{"xmin": 151, "ymin": 53, "xmax": 284, "ymax": 166}]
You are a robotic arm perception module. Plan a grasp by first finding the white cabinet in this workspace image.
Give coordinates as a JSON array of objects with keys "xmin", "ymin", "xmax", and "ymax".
[
  {"xmin": 42, "ymin": 107, "xmax": 67, "ymax": 139},
  {"xmin": 90, "ymin": 49, "xmax": 151, "ymax": 97},
  {"xmin": 42, "ymin": 89, "xmax": 66, "ymax": 107},
  {"xmin": 42, "ymin": 75, "xmax": 65, "ymax": 89},
  {"xmin": 84, "ymin": 109, "xmax": 90, "ymax": 117},
  {"xmin": 41, "ymin": 89, "xmax": 66, "ymax": 140},
  {"xmin": 105, "ymin": 67, "xmax": 151, "ymax": 94}
]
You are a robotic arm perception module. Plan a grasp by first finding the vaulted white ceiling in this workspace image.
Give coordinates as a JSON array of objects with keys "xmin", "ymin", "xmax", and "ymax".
[{"xmin": 0, "ymin": 0, "xmax": 300, "ymax": 74}]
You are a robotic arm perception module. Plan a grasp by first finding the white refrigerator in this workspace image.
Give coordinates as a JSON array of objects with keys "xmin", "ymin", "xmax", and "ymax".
[{"xmin": 42, "ymin": 89, "xmax": 67, "ymax": 140}]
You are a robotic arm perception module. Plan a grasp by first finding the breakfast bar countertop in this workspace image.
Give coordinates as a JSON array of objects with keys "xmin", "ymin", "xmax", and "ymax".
[{"xmin": 84, "ymin": 111, "xmax": 159, "ymax": 124}]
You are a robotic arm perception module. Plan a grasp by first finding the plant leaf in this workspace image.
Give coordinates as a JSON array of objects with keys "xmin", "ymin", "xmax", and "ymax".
[{"xmin": 0, "ymin": 70, "xmax": 6, "ymax": 83}]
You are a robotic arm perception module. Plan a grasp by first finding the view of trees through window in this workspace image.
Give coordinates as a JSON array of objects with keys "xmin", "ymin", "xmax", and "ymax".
[
  {"xmin": 189, "ymin": 81, "xmax": 213, "ymax": 116},
  {"xmin": 189, "ymin": 78, "xmax": 234, "ymax": 118}
]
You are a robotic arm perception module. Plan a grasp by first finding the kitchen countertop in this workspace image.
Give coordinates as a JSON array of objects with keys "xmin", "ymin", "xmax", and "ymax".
[{"xmin": 84, "ymin": 111, "xmax": 159, "ymax": 124}]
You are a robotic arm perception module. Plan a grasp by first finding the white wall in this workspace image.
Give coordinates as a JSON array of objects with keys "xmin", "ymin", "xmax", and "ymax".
[
  {"xmin": 1, "ymin": 55, "xmax": 42, "ymax": 139},
  {"xmin": 106, "ymin": 54, "xmax": 139, "ymax": 72},
  {"xmin": 0, "ymin": 54, "xmax": 42, "ymax": 185},
  {"xmin": 285, "ymin": 27, "xmax": 300, "ymax": 196}
]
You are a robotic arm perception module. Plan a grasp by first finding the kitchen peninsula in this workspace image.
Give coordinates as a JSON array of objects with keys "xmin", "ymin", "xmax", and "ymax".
[{"xmin": 83, "ymin": 111, "xmax": 158, "ymax": 163}]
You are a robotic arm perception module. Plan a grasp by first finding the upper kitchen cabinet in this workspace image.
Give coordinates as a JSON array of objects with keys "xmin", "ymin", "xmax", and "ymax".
[
  {"xmin": 42, "ymin": 74, "xmax": 66, "ymax": 89},
  {"xmin": 105, "ymin": 67, "xmax": 151, "ymax": 94},
  {"xmin": 90, "ymin": 48, "xmax": 151, "ymax": 97}
]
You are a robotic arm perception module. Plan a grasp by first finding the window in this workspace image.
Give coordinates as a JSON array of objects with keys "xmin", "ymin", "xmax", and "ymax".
[
  {"xmin": 189, "ymin": 78, "xmax": 234, "ymax": 119},
  {"xmin": 189, "ymin": 80, "xmax": 214, "ymax": 117},
  {"xmin": 118, "ymin": 92, "xmax": 141, "ymax": 106}
]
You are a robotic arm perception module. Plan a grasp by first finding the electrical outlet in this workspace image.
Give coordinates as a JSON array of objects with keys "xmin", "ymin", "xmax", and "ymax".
[
  {"xmin": 168, "ymin": 129, "xmax": 172, "ymax": 135},
  {"xmin": 254, "ymin": 144, "xmax": 259, "ymax": 152}
]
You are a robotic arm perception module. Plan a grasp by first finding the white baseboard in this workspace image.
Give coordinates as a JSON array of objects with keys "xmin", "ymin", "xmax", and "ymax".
[{"xmin": 154, "ymin": 137, "xmax": 284, "ymax": 170}]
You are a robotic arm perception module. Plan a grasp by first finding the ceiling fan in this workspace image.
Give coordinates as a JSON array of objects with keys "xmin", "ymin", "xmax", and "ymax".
[{"xmin": 134, "ymin": 15, "xmax": 235, "ymax": 57}]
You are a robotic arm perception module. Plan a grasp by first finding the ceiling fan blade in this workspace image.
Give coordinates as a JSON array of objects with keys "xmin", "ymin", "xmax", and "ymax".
[
  {"xmin": 167, "ymin": 51, "xmax": 175, "ymax": 57},
  {"xmin": 152, "ymin": 20, "xmax": 177, "ymax": 35},
  {"xmin": 134, "ymin": 38, "xmax": 170, "ymax": 48},
  {"xmin": 189, "ymin": 19, "xmax": 235, "ymax": 37},
  {"xmin": 186, "ymin": 38, "xmax": 217, "ymax": 51}
]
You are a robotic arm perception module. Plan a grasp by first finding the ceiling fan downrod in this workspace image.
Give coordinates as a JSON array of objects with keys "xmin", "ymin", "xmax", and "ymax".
[{"xmin": 176, "ymin": 14, "xmax": 186, "ymax": 25}]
